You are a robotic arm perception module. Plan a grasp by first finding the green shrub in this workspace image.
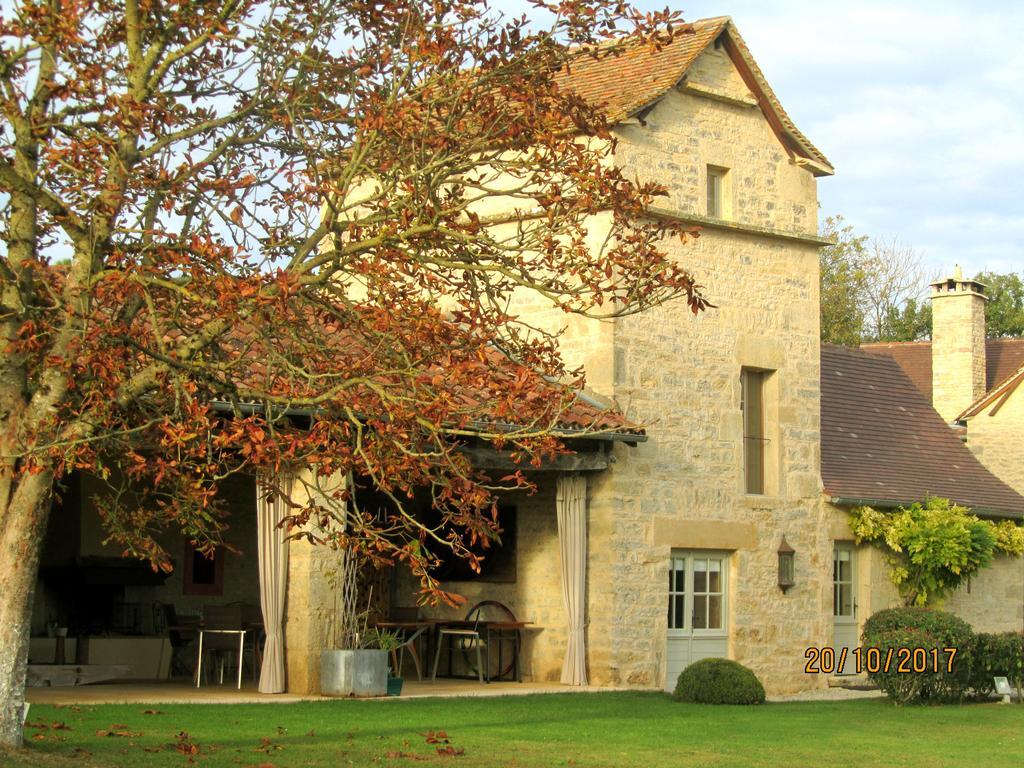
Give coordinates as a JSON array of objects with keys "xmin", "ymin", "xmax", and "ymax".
[
  {"xmin": 861, "ymin": 608, "xmax": 974, "ymax": 704},
  {"xmin": 970, "ymin": 632, "xmax": 1024, "ymax": 697},
  {"xmin": 673, "ymin": 658, "xmax": 765, "ymax": 705}
]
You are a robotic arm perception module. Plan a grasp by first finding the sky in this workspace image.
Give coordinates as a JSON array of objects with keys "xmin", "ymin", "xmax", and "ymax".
[{"xmin": 622, "ymin": 0, "xmax": 1024, "ymax": 280}]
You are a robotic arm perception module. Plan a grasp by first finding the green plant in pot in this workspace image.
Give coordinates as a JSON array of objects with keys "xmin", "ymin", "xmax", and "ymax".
[
  {"xmin": 365, "ymin": 628, "xmax": 405, "ymax": 696},
  {"xmin": 318, "ymin": 552, "xmax": 388, "ymax": 697}
]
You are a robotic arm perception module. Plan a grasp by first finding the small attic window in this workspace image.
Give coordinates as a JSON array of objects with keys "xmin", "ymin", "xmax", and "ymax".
[{"xmin": 707, "ymin": 165, "xmax": 729, "ymax": 218}]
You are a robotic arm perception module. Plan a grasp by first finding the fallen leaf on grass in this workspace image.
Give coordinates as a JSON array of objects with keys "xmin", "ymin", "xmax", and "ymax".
[
  {"xmin": 51, "ymin": 721, "xmax": 71, "ymax": 730},
  {"xmin": 142, "ymin": 709, "xmax": 164, "ymax": 715},
  {"xmin": 255, "ymin": 737, "xmax": 284, "ymax": 754},
  {"xmin": 96, "ymin": 725, "xmax": 141, "ymax": 738},
  {"xmin": 422, "ymin": 731, "xmax": 450, "ymax": 745},
  {"xmin": 31, "ymin": 733, "xmax": 45, "ymax": 741},
  {"xmin": 435, "ymin": 745, "xmax": 465, "ymax": 758},
  {"xmin": 385, "ymin": 750, "xmax": 426, "ymax": 761},
  {"xmin": 70, "ymin": 747, "xmax": 92, "ymax": 758},
  {"xmin": 175, "ymin": 731, "xmax": 200, "ymax": 757}
]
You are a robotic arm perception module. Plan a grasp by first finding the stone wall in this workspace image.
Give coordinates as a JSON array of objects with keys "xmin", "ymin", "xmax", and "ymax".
[{"xmin": 503, "ymin": 42, "xmax": 830, "ymax": 694}]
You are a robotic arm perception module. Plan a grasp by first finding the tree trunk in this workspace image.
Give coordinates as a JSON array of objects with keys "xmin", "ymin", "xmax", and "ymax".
[{"xmin": 0, "ymin": 469, "xmax": 54, "ymax": 747}]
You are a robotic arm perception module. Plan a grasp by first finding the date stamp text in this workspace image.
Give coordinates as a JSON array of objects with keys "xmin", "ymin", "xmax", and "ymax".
[{"xmin": 804, "ymin": 646, "xmax": 959, "ymax": 675}]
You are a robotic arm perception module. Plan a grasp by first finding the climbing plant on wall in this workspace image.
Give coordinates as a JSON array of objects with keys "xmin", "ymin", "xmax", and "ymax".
[{"xmin": 849, "ymin": 497, "xmax": 1024, "ymax": 607}]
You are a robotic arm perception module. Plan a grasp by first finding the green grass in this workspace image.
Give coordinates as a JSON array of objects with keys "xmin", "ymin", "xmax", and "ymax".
[{"xmin": 6, "ymin": 692, "xmax": 1023, "ymax": 768}]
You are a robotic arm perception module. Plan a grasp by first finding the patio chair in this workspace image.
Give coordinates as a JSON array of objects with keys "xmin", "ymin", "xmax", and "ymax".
[
  {"xmin": 154, "ymin": 602, "xmax": 195, "ymax": 679},
  {"xmin": 431, "ymin": 600, "xmax": 519, "ymax": 683}
]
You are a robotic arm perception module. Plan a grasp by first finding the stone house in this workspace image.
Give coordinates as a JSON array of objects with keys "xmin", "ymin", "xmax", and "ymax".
[{"xmin": 28, "ymin": 16, "xmax": 1024, "ymax": 698}]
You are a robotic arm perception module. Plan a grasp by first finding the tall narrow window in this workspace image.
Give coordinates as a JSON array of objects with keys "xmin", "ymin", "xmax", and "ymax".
[
  {"xmin": 741, "ymin": 368, "xmax": 767, "ymax": 494},
  {"xmin": 706, "ymin": 165, "xmax": 728, "ymax": 218}
]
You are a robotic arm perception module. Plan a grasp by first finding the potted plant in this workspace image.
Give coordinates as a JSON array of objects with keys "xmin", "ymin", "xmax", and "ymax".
[
  {"xmin": 365, "ymin": 628, "xmax": 405, "ymax": 696},
  {"xmin": 319, "ymin": 553, "xmax": 388, "ymax": 697}
]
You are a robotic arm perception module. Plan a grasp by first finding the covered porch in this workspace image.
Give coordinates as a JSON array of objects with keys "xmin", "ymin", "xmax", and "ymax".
[{"xmin": 28, "ymin": 436, "xmax": 626, "ymax": 696}]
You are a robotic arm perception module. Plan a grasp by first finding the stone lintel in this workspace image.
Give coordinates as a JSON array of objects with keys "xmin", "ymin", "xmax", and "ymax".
[{"xmin": 651, "ymin": 517, "xmax": 757, "ymax": 550}]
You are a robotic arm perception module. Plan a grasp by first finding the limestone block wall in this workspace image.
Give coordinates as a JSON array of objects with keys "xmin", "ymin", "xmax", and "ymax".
[
  {"xmin": 614, "ymin": 89, "xmax": 817, "ymax": 235},
  {"xmin": 502, "ymin": 52, "xmax": 830, "ymax": 694},
  {"xmin": 964, "ymin": 390, "xmax": 1024, "ymax": 496},
  {"xmin": 583, "ymin": 225, "xmax": 828, "ymax": 695}
]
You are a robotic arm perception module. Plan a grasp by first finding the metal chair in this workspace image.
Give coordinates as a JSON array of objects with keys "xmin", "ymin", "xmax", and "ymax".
[{"xmin": 431, "ymin": 600, "xmax": 519, "ymax": 683}]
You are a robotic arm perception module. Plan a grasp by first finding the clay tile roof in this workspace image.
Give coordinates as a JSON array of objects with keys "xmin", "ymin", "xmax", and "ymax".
[
  {"xmin": 861, "ymin": 338, "xmax": 1024, "ymax": 403},
  {"xmin": 821, "ymin": 343, "xmax": 1024, "ymax": 518},
  {"xmin": 555, "ymin": 16, "xmax": 832, "ymax": 174}
]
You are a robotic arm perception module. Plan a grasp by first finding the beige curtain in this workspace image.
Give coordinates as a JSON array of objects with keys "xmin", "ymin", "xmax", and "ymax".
[
  {"xmin": 257, "ymin": 472, "xmax": 292, "ymax": 694},
  {"xmin": 556, "ymin": 473, "xmax": 588, "ymax": 685}
]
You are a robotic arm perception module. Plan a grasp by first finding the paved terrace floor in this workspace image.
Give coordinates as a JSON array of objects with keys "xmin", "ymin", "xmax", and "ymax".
[{"xmin": 25, "ymin": 678, "xmax": 626, "ymax": 705}]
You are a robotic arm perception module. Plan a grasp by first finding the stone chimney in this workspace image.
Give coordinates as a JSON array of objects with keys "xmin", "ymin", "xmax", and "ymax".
[{"xmin": 930, "ymin": 265, "xmax": 987, "ymax": 422}]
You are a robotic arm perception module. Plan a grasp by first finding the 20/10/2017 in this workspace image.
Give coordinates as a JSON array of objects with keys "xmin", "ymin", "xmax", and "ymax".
[{"xmin": 804, "ymin": 646, "xmax": 959, "ymax": 674}]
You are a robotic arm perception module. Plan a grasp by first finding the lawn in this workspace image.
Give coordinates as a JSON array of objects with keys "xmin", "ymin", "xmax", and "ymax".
[{"xmin": 5, "ymin": 692, "xmax": 1022, "ymax": 768}]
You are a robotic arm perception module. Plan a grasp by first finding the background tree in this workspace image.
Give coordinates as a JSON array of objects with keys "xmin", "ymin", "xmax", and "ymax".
[
  {"xmin": 0, "ymin": 0, "xmax": 707, "ymax": 745},
  {"xmin": 819, "ymin": 216, "xmax": 868, "ymax": 347},
  {"xmin": 819, "ymin": 215, "xmax": 931, "ymax": 345},
  {"xmin": 849, "ymin": 498, "xmax": 1024, "ymax": 607},
  {"xmin": 975, "ymin": 270, "xmax": 1024, "ymax": 338}
]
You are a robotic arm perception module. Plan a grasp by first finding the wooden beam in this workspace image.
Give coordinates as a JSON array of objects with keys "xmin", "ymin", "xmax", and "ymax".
[{"xmin": 459, "ymin": 446, "xmax": 609, "ymax": 472}]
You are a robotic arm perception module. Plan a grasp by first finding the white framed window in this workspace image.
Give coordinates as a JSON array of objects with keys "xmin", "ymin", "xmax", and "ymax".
[
  {"xmin": 667, "ymin": 551, "xmax": 728, "ymax": 636},
  {"xmin": 833, "ymin": 546, "xmax": 855, "ymax": 618}
]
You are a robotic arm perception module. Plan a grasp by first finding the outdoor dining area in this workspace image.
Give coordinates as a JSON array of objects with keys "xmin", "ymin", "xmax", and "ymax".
[{"xmin": 376, "ymin": 600, "xmax": 535, "ymax": 684}]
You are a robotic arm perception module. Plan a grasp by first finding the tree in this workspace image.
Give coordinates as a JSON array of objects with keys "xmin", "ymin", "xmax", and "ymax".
[
  {"xmin": 819, "ymin": 216, "xmax": 868, "ymax": 347},
  {"xmin": 819, "ymin": 216, "xmax": 930, "ymax": 345},
  {"xmin": 0, "ymin": 1, "xmax": 708, "ymax": 745},
  {"xmin": 975, "ymin": 270, "xmax": 1024, "ymax": 338},
  {"xmin": 848, "ymin": 498, "xmax": 1024, "ymax": 607}
]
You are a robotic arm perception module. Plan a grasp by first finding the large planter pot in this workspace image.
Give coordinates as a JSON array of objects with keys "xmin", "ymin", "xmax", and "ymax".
[{"xmin": 320, "ymin": 649, "xmax": 388, "ymax": 697}]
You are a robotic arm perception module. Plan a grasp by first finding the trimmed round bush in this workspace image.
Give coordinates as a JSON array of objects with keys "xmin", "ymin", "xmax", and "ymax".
[
  {"xmin": 861, "ymin": 608, "xmax": 974, "ymax": 704},
  {"xmin": 673, "ymin": 658, "xmax": 765, "ymax": 705}
]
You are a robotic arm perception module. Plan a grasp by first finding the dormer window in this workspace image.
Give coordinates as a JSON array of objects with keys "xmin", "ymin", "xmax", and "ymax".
[{"xmin": 706, "ymin": 165, "xmax": 729, "ymax": 218}]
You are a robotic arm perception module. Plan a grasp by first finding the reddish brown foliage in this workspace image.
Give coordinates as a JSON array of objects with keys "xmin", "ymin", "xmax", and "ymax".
[{"xmin": 0, "ymin": 0, "xmax": 706, "ymax": 610}]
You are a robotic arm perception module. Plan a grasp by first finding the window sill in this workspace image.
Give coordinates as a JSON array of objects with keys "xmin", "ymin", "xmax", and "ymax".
[{"xmin": 739, "ymin": 494, "xmax": 781, "ymax": 508}]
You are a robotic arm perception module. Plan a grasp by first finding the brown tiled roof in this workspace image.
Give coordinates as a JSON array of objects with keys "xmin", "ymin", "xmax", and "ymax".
[
  {"xmin": 821, "ymin": 344, "xmax": 1024, "ymax": 518},
  {"xmin": 556, "ymin": 17, "xmax": 833, "ymax": 174},
  {"xmin": 862, "ymin": 338, "xmax": 1024, "ymax": 403}
]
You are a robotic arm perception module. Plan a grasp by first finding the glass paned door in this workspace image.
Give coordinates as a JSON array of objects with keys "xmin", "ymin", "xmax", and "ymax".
[{"xmin": 832, "ymin": 544, "xmax": 858, "ymax": 674}]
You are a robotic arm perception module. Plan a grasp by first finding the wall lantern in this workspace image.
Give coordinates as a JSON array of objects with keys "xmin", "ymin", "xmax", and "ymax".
[{"xmin": 777, "ymin": 535, "xmax": 795, "ymax": 593}]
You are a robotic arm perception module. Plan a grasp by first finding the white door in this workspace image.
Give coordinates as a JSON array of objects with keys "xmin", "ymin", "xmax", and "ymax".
[
  {"xmin": 664, "ymin": 551, "xmax": 729, "ymax": 691},
  {"xmin": 832, "ymin": 544, "xmax": 858, "ymax": 675}
]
